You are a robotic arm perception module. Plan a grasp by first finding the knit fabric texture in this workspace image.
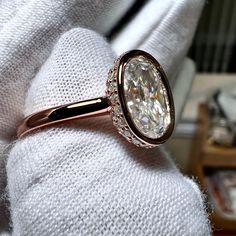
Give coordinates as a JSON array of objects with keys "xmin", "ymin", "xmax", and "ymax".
[
  {"xmin": 112, "ymin": 0, "xmax": 204, "ymax": 82},
  {"xmin": 0, "ymin": 0, "xmax": 211, "ymax": 235},
  {"xmin": 0, "ymin": 0, "xmax": 135, "ymax": 230}
]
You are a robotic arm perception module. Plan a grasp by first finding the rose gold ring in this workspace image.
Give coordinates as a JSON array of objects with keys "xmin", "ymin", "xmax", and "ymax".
[{"xmin": 17, "ymin": 50, "xmax": 175, "ymax": 148}]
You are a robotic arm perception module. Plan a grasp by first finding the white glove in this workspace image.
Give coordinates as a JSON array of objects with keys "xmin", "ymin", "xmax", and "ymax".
[
  {"xmin": 0, "ymin": 0, "xmax": 135, "ymax": 230},
  {"xmin": 0, "ymin": 1, "xmax": 211, "ymax": 235},
  {"xmin": 112, "ymin": 0, "xmax": 203, "ymax": 81}
]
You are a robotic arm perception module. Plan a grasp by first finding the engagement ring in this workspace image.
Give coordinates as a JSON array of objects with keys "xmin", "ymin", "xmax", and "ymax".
[{"xmin": 17, "ymin": 50, "xmax": 175, "ymax": 148}]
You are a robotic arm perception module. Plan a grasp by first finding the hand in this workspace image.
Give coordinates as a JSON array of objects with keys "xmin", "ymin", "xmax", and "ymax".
[
  {"xmin": 0, "ymin": 1, "xmax": 210, "ymax": 235},
  {"xmin": 0, "ymin": 0, "xmax": 135, "ymax": 230}
]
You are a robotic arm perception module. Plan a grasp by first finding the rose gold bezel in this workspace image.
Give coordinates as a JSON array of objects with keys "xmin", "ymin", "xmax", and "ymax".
[{"xmin": 106, "ymin": 50, "xmax": 175, "ymax": 147}]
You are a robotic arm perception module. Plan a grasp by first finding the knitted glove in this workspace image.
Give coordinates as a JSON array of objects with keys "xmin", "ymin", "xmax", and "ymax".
[
  {"xmin": 112, "ymin": 0, "xmax": 204, "ymax": 81},
  {"xmin": 0, "ymin": 0, "xmax": 135, "ymax": 231},
  {"xmin": 0, "ymin": 1, "xmax": 211, "ymax": 235}
]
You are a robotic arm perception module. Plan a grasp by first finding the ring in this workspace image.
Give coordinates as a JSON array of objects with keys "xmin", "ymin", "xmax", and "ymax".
[{"xmin": 17, "ymin": 50, "xmax": 175, "ymax": 148}]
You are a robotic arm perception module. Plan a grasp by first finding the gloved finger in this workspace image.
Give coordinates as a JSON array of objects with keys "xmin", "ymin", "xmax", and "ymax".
[
  {"xmin": 0, "ymin": 0, "xmax": 26, "ymax": 29},
  {"xmin": 0, "ymin": 0, "xmax": 135, "ymax": 220},
  {"xmin": 0, "ymin": 1, "xmax": 87, "ymax": 228},
  {"xmin": 7, "ymin": 27, "xmax": 210, "ymax": 235},
  {"xmin": 112, "ymin": 0, "xmax": 204, "ymax": 80},
  {"xmin": 0, "ymin": 0, "xmax": 134, "ymax": 142},
  {"xmin": 0, "ymin": 0, "xmax": 135, "ymax": 34}
]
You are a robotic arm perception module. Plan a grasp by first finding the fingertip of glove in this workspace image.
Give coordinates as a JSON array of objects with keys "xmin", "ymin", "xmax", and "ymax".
[
  {"xmin": 56, "ymin": 27, "xmax": 115, "ymax": 57},
  {"xmin": 183, "ymin": 176, "xmax": 212, "ymax": 234}
]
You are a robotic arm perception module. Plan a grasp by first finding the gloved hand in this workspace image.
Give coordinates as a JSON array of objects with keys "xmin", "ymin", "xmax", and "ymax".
[
  {"xmin": 0, "ymin": 0, "xmax": 135, "ymax": 231},
  {"xmin": 0, "ymin": 1, "xmax": 211, "ymax": 235}
]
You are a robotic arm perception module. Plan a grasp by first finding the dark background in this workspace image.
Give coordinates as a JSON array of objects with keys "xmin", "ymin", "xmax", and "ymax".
[{"xmin": 189, "ymin": 0, "xmax": 236, "ymax": 73}]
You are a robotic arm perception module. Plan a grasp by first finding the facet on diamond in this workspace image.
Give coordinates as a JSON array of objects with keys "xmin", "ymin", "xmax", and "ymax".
[{"xmin": 123, "ymin": 56, "xmax": 171, "ymax": 139}]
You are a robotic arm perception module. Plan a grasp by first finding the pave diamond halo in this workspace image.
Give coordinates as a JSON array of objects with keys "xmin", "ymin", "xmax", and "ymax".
[{"xmin": 106, "ymin": 50, "xmax": 175, "ymax": 148}]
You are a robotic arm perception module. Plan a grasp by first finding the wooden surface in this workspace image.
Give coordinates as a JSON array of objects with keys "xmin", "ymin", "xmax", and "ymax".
[
  {"xmin": 203, "ymin": 145, "xmax": 236, "ymax": 167},
  {"xmin": 190, "ymin": 103, "xmax": 236, "ymax": 232}
]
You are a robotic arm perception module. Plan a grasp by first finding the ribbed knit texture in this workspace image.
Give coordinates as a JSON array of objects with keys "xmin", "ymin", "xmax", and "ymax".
[{"xmin": 0, "ymin": 1, "xmax": 211, "ymax": 235}]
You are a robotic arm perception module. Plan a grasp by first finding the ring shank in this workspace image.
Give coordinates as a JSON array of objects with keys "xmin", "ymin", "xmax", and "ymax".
[{"xmin": 17, "ymin": 97, "xmax": 110, "ymax": 138}]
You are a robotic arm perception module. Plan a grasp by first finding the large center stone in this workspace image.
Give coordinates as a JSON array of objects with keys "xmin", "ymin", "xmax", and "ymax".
[{"xmin": 123, "ymin": 56, "xmax": 171, "ymax": 139}]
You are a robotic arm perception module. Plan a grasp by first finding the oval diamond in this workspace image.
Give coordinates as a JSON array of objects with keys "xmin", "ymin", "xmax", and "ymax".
[
  {"xmin": 107, "ymin": 50, "xmax": 174, "ymax": 148},
  {"xmin": 123, "ymin": 56, "xmax": 171, "ymax": 139}
]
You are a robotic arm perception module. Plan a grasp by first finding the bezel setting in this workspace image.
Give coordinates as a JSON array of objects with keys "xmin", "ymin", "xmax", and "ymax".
[{"xmin": 106, "ymin": 50, "xmax": 175, "ymax": 148}]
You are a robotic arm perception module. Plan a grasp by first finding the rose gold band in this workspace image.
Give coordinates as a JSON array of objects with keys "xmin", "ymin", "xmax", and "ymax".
[{"xmin": 17, "ymin": 97, "xmax": 110, "ymax": 138}]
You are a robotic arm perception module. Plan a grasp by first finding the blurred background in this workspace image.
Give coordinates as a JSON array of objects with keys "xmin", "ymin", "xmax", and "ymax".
[
  {"xmin": 189, "ymin": 0, "xmax": 236, "ymax": 73},
  {"xmin": 170, "ymin": 1, "xmax": 236, "ymax": 235}
]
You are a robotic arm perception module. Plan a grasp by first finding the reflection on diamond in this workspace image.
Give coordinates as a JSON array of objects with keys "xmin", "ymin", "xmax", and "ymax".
[{"xmin": 123, "ymin": 56, "xmax": 170, "ymax": 139}]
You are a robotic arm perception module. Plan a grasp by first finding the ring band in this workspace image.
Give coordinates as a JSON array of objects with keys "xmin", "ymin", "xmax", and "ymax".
[
  {"xmin": 17, "ymin": 50, "xmax": 175, "ymax": 148},
  {"xmin": 17, "ymin": 97, "xmax": 110, "ymax": 137}
]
